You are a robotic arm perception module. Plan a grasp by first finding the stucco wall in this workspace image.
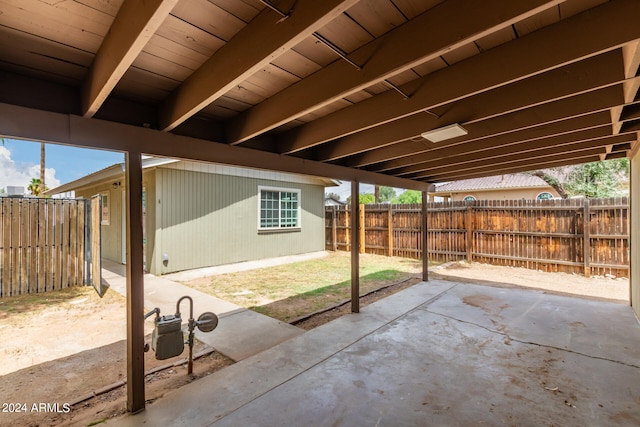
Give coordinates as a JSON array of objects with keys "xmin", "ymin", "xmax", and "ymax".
[{"xmin": 152, "ymin": 168, "xmax": 326, "ymax": 275}]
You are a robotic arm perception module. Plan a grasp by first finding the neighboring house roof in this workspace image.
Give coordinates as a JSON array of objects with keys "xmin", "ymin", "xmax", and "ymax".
[
  {"xmin": 434, "ymin": 173, "xmax": 551, "ymax": 193},
  {"xmin": 47, "ymin": 157, "xmax": 339, "ymax": 195},
  {"xmin": 325, "ymin": 197, "xmax": 347, "ymax": 206}
]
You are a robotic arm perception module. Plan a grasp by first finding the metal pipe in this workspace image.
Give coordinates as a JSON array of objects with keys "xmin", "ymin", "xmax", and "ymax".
[
  {"xmin": 383, "ymin": 80, "xmax": 411, "ymax": 99},
  {"xmin": 144, "ymin": 307, "xmax": 160, "ymax": 320},
  {"xmin": 176, "ymin": 296, "xmax": 195, "ymax": 374},
  {"xmin": 257, "ymin": 0, "xmax": 289, "ymax": 18},
  {"xmin": 313, "ymin": 33, "xmax": 361, "ymax": 70}
]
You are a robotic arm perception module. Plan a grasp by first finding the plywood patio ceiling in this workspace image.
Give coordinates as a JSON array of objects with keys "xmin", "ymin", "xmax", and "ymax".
[{"xmin": 0, "ymin": 0, "xmax": 639, "ymax": 185}]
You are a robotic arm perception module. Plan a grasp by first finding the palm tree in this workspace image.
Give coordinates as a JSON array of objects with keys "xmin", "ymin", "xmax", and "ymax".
[
  {"xmin": 28, "ymin": 178, "xmax": 48, "ymax": 197},
  {"xmin": 28, "ymin": 178, "xmax": 42, "ymax": 196}
]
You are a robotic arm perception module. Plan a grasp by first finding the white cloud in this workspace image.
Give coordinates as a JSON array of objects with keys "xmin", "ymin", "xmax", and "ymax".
[{"xmin": 0, "ymin": 146, "xmax": 60, "ymax": 193}]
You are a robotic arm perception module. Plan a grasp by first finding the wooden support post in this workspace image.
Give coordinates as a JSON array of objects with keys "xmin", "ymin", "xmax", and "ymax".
[
  {"xmin": 387, "ymin": 204, "xmax": 393, "ymax": 257},
  {"xmin": 422, "ymin": 191, "xmax": 429, "ymax": 281},
  {"xmin": 466, "ymin": 206, "xmax": 473, "ymax": 263},
  {"xmin": 331, "ymin": 206, "xmax": 337, "ymax": 252},
  {"xmin": 351, "ymin": 181, "xmax": 360, "ymax": 313},
  {"xmin": 359, "ymin": 204, "xmax": 365, "ymax": 254},
  {"xmin": 583, "ymin": 199, "xmax": 591, "ymax": 278},
  {"xmin": 125, "ymin": 152, "xmax": 146, "ymax": 413}
]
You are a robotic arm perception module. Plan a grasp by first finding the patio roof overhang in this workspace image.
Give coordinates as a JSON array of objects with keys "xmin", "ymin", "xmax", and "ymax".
[{"xmin": 0, "ymin": 0, "xmax": 638, "ymax": 185}]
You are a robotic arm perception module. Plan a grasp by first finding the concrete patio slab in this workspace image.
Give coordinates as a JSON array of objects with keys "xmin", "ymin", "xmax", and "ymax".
[
  {"xmin": 109, "ymin": 279, "xmax": 640, "ymax": 427},
  {"xmin": 101, "ymin": 259, "xmax": 304, "ymax": 362}
]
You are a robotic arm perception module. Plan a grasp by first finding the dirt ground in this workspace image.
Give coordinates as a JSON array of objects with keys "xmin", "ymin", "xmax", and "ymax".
[
  {"xmin": 0, "ymin": 262, "xmax": 630, "ymax": 426},
  {"xmin": 0, "ymin": 287, "xmax": 233, "ymax": 427},
  {"xmin": 429, "ymin": 261, "xmax": 629, "ymax": 303}
]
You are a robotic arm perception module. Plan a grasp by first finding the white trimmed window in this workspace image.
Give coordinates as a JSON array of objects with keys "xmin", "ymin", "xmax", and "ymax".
[
  {"xmin": 536, "ymin": 192, "xmax": 554, "ymax": 200},
  {"xmin": 258, "ymin": 186, "xmax": 301, "ymax": 230}
]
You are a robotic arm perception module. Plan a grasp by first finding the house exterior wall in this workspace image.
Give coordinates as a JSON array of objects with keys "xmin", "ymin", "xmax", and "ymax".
[
  {"xmin": 75, "ymin": 171, "xmax": 154, "ymax": 269},
  {"xmin": 74, "ymin": 183, "xmax": 122, "ymax": 264},
  {"xmin": 439, "ymin": 187, "xmax": 559, "ymax": 201},
  {"xmin": 151, "ymin": 167, "xmax": 326, "ymax": 275}
]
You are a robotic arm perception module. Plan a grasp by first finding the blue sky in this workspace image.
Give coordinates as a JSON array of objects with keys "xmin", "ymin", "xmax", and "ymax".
[{"xmin": 0, "ymin": 138, "xmax": 123, "ymax": 192}]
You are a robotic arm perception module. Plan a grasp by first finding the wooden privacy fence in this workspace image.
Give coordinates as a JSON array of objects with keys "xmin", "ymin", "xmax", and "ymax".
[
  {"xmin": 0, "ymin": 196, "xmax": 101, "ymax": 297},
  {"xmin": 325, "ymin": 198, "xmax": 629, "ymax": 278}
]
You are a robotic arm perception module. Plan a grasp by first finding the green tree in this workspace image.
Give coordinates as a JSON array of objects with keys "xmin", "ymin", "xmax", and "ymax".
[
  {"xmin": 378, "ymin": 186, "xmax": 397, "ymax": 203},
  {"xmin": 564, "ymin": 159, "xmax": 629, "ymax": 198},
  {"xmin": 397, "ymin": 190, "xmax": 422, "ymax": 204},
  {"xmin": 346, "ymin": 193, "xmax": 376, "ymax": 204},
  {"xmin": 531, "ymin": 159, "xmax": 628, "ymax": 199}
]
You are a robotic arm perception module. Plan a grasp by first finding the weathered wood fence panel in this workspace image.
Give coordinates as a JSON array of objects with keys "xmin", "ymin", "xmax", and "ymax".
[
  {"xmin": 0, "ymin": 197, "xmax": 96, "ymax": 297},
  {"xmin": 325, "ymin": 198, "xmax": 629, "ymax": 278}
]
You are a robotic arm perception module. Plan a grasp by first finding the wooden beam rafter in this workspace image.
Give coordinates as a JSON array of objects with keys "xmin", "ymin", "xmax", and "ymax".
[
  {"xmin": 421, "ymin": 151, "xmax": 608, "ymax": 182},
  {"xmin": 375, "ymin": 112, "xmax": 616, "ymax": 174},
  {"xmin": 82, "ymin": 0, "xmax": 179, "ymax": 118},
  {"xmin": 226, "ymin": 0, "xmax": 562, "ymax": 145},
  {"xmin": 402, "ymin": 133, "xmax": 636, "ymax": 179},
  {"xmin": 158, "ymin": 0, "xmax": 360, "ymax": 132},
  {"xmin": 345, "ymin": 85, "xmax": 625, "ymax": 168},
  {"xmin": 313, "ymin": 51, "xmax": 626, "ymax": 162},
  {"xmin": 277, "ymin": 0, "xmax": 640, "ymax": 155},
  {"xmin": 0, "ymin": 102, "xmax": 430, "ymax": 191}
]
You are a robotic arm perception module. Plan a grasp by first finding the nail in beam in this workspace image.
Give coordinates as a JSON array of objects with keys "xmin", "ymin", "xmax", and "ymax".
[
  {"xmin": 351, "ymin": 180, "xmax": 360, "ymax": 313},
  {"xmin": 125, "ymin": 152, "xmax": 146, "ymax": 413}
]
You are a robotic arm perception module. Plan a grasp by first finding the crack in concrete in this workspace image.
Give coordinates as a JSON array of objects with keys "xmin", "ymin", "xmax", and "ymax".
[{"xmin": 426, "ymin": 310, "xmax": 640, "ymax": 370}]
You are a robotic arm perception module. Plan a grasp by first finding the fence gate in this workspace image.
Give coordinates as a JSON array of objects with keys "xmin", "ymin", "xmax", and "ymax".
[
  {"xmin": 0, "ymin": 196, "xmax": 102, "ymax": 298},
  {"xmin": 88, "ymin": 195, "xmax": 104, "ymax": 296}
]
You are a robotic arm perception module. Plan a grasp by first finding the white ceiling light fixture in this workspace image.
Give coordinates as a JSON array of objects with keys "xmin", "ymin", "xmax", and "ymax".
[{"xmin": 421, "ymin": 124, "xmax": 468, "ymax": 142}]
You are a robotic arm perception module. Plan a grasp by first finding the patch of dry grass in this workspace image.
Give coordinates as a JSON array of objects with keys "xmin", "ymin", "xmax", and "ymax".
[
  {"xmin": 185, "ymin": 252, "xmax": 426, "ymax": 322},
  {"xmin": 0, "ymin": 285, "xmax": 124, "ymax": 326}
]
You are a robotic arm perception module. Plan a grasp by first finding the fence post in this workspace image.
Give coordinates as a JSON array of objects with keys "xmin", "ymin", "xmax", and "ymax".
[
  {"xmin": 345, "ymin": 206, "xmax": 350, "ymax": 252},
  {"xmin": 359, "ymin": 204, "xmax": 366, "ymax": 254},
  {"xmin": 466, "ymin": 205, "xmax": 473, "ymax": 262},
  {"xmin": 331, "ymin": 206, "xmax": 337, "ymax": 251},
  {"xmin": 387, "ymin": 204, "xmax": 393, "ymax": 257},
  {"xmin": 583, "ymin": 199, "xmax": 591, "ymax": 278}
]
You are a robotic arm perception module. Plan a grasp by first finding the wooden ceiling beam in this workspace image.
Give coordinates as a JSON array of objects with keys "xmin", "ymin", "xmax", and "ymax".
[
  {"xmin": 345, "ymin": 85, "xmax": 624, "ymax": 168},
  {"xmin": 225, "ymin": 0, "xmax": 561, "ymax": 145},
  {"xmin": 277, "ymin": 0, "xmax": 640, "ymax": 155},
  {"xmin": 419, "ymin": 151, "xmax": 608, "ymax": 182},
  {"xmin": 157, "ymin": 0, "xmax": 359, "ymax": 132},
  {"xmin": 313, "ymin": 51, "xmax": 625, "ymax": 162},
  {"xmin": 0, "ymin": 102, "xmax": 430, "ymax": 191},
  {"xmin": 403, "ymin": 133, "xmax": 635, "ymax": 179},
  {"xmin": 425, "ymin": 155, "xmax": 604, "ymax": 183},
  {"xmin": 81, "ymin": 0, "xmax": 179, "ymax": 118},
  {"xmin": 612, "ymin": 44, "xmax": 640, "ymax": 133},
  {"xmin": 374, "ymin": 112, "xmax": 614, "ymax": 174}
]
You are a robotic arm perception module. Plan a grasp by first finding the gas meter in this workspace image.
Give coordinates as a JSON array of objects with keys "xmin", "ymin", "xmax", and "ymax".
[
  {"xmin": 152, "ymin": 314, "xmax": 184, "ymax": 360},
  {"xmin": 144, "ymin": 296, "xmax": 219, "ymax": 373}
]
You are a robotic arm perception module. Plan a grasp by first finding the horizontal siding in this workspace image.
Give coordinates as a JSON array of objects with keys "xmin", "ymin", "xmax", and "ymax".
[{"xmin": 156, "ymin": 168, "xmax": 325, "ymax": 274}]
